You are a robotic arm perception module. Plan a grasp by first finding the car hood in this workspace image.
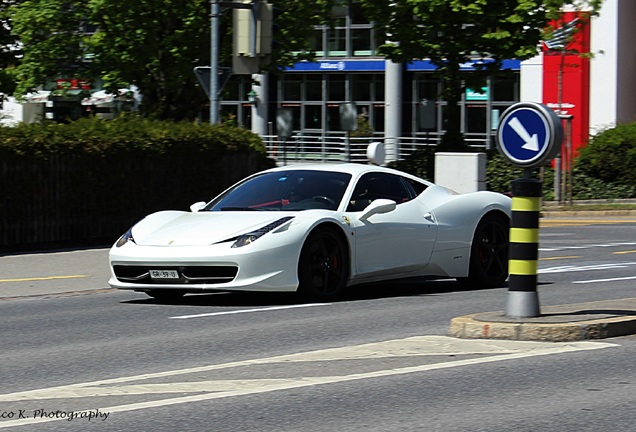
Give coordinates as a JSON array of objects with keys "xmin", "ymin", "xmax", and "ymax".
[{"xmin": 131, "ymin": 211, "xmax": 294, "ymax": 246}]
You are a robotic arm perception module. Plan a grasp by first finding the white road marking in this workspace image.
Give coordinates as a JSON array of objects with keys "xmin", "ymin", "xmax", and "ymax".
[
  {"xmin": 0, "ymin": 336, "xmax": 617, "ymax": 428},
  {"xmin": 539, "ymin": 262, "xmax": 636, "ymax": 274},
  {"xmin": 169, "ymin": 303, "xmax": 330, "ymax": 319},
  {"xmin": 539, "ymin": 242, "xmax": 636, "ymax": 252},
  {"xmin": 573, "ymin": 275, "xmax": 636, "ymax": 284}
]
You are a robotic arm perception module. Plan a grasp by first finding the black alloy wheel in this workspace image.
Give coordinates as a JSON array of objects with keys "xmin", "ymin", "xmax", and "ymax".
[
  {"xmin": 457, "ymin": 214, "xmax": 509, "ymax": 289},
  {"xmin": 298, "ymin": 228, "xmax": 349, "ymax": 301}
]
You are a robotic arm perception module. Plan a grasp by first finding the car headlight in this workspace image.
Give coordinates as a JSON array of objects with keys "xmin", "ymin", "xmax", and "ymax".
[
  {"xmin": 115, "ymin": 227, "xmax": 135, "ymax": 247},
  {"xmin": 231, "ymin": 216, "xmax": 294, "ymax": 248},
  {"xmin": 232, "ymin": 234, "xmax": 260, "ymax": 248}
]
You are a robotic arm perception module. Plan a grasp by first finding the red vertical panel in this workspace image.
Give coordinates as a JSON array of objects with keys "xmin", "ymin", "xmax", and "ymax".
[{"xmin": 542, "ymin": 11, "xmax": 591, "ymax": 158}]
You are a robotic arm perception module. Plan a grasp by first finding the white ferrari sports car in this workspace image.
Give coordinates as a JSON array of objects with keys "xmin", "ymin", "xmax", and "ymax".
[{"xmin": 109, "ymin": 163, "xmax": 511, "ymax": 301}]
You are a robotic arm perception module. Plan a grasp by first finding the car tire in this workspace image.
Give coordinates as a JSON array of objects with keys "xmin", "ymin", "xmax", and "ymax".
[
  {"xmin": 457, "ymin": 213, "xmax": 509, "ymax": 289},
  {"xmin": 146, "ymin": 289, "xmax": 185, "ymax": 301},
  {"xmin": 297, "ymin": 227, "xmax": 349, "ymax": 301}
]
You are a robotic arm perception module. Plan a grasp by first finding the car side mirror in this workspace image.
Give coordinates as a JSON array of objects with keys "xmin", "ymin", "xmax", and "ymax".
[
  {"xmin": 190, "ymin": 201, "xmax": 207, "ymax": 212},
  {"xmin": 359, "ymin": 199, "xmax": 396, "ymax": 221}
]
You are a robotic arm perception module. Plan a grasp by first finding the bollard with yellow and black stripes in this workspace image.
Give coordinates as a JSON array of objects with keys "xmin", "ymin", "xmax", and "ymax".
[
  {"xmin": 495, "ymin": 102, "xmax": 563, "ymax": 318},
  {"xmin": 506, "ymin": 176, "xmax": 542, "ymax": 317}
]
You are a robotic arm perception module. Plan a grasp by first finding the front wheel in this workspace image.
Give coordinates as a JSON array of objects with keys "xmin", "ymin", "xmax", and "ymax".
[
  {"xmin": 297, "ymin": 228, "xmax": 349, "ymax": 301},
  {"xmin": 457, "ymin": 214, "xmax": 509, "ymax": 289}
]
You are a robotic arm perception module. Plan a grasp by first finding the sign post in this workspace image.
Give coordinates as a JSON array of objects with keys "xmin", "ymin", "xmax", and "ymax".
[
  {"xmin": 496, "ymin": 102, "xmax": 562, "ymax": 318},
  {"xmin": 340, "ymin": 102, "xmax": 357, "ymax": 162},
  {"xmin": 276, "ymin": 108, "xmax": 293, "ymax": 166}
]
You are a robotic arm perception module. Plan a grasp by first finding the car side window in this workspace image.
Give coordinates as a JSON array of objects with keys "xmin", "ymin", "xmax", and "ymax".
[
  {"xmin": 402, "ymin": 176, "xmax": 428, "ymax": 196},
  {"xmin": 347, "ymin": 173, "xmax": 415, "ymax": 212}
]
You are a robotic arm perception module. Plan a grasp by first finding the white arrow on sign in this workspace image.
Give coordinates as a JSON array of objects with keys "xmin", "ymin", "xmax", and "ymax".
[{"xmin": 508, "ymin": 116, "xmax": 539, "ymax": 151}]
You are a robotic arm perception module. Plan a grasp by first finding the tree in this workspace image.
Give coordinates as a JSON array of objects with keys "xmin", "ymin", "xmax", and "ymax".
[
  {"xmin": 0, "ymin": 0, "xmax": 21, "ymax": 95},
  {"xmin": 359, "ymin": 0, "xmax": 603, "ymax": 149},
  {"xmin": 9, "ymin": 0, "xmax": 336, "ymax": 120},
  {"xmin": 10, "ymin": 1, "xmax": 89, "ymax": 98}
]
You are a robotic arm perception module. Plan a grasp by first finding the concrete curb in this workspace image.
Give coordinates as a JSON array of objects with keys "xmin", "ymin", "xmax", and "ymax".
[
  {"xmin": 449, "ymin": 298, "xmax": 636, "ymax": 342},
  {"xmin": 449, "ymin": 314, "xmax": 636, "ymax": 342}
]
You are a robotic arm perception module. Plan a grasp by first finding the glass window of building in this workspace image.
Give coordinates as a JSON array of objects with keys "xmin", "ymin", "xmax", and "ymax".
[
  {"xmin": 327, "ymin": 104, "xmax": 341, "ymax": 131},
  {"xmin": 414, "ymin": 76, "xmax": 439, "ymax": 132},
  {"xmin": 465, "ymin": 105, "xmax": 488, "ymax": 133},
  {"xmin": 327, "ymin": 27, "xmax": 347, "ymax": 57},
  {"xmin": 283, "ymin": 75, "xmax": 302, "ymax": 101},
  {"xmin": 309, "ymin": 28, "xmax": 325, "ymax": 57},
  {"xmin": 305, "ymin": 105, "xmax": 322, "ymax": 129},
  {"xmin": 417, "ymin": 99, "xmax": 437, "ymax": 131},
  {"xmin": 351, "ymin": 74, "xmax": 372, "ymax": 101},
  {"xmin": 328, "ymin": 74, "xmax": 347, "ymax": 101},
  {"xmin": 328, "ymin": 2, "xmax": 348, "ymax": 57},
  {"xmin": 493, "ymin": 74, "xmax": 518, "ymax": 101},
  {"xmin": 306, "ymin": 75, "xmax": 323, "ymax": 101},
  {"xmin": 417, "ymin": 77, "xmax": 440, "ymax": 101},
  {"xmin": 373, "ymin": 105, "xmax": 385, "ymax": 132},
  {"xmin": 374, "ymin": 76, "xmax": 385, "ymax": 101},
  {"xmin": 352, "ymin": 28, "xmax": 374, "ymax": 56}
]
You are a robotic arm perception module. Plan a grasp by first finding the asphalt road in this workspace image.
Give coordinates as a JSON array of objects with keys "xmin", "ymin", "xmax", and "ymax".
[{"xmin": 1, "ymin": 216, "xmax": 636, "ymax": 431}]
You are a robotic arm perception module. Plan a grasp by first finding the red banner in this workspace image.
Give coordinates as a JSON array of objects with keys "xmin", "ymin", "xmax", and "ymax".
[{"xmin": 542, "ymin": 11, "xmax": 591, "ymax": 159}]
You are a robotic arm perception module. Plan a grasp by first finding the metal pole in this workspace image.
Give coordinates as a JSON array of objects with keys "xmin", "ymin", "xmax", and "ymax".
[
  {"xmin": 567, "ymin": 119, "xmax": 573, "ymax": 206},
  {"xmin": 505, "ymin": 174, "xmax": 542, "ymax": 318},
  {"xmin": 210, "ymin": 0, "xmax": 220, "ymax": 124},
  {"xmin": 554, "ymin": 154, "xmax": 561, "ymax": 204}
]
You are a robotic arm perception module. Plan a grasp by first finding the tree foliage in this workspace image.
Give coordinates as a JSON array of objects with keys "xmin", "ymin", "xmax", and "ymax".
[
  {"xmin": 9, "ymin": 0, "xmax": 336, "ymax": 120},
  {"xmin": 10, "ymin": 0, "xmax": 89, "ymax": 97},
  {"xmin": 358, "ymin": 0, "xmax": 603, "ymax": 149},
  {"xmin": 0, "ymin": 0, "xmax": 21, "ymax": 94}
]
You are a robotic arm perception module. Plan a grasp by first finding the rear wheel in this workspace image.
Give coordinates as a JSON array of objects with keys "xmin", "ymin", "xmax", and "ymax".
[
  {"xmin": 298, "ymin": 228, "xmax": 349, "ymax": 301},
  {"xmin": 457, "ymin": 214, "xmax": 509, "ymax": 289}
]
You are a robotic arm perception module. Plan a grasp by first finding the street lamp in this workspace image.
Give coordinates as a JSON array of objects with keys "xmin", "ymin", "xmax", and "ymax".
[{"xmin": 247, "ymin": 89, "xmax": 257, "ymax": 105}]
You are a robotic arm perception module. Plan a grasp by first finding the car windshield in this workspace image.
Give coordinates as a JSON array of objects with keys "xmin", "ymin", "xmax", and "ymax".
[{"xmin": 205, "ymin": 170, "xmax": 352, "ymax": 211}]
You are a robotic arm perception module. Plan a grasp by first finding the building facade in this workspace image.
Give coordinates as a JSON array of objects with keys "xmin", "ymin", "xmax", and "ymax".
[
  {"xmin": 218, "ymin": 0, "xmax": 635, "ymax": 165},
  {"xmin": 220, "ymin": 0, "xmax": 522, "ymax": 162}
]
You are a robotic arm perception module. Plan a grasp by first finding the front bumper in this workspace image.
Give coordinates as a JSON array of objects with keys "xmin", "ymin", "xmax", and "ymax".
[{"xmin": 108, "ymin": 240, "xmax": 302, "ymax": 293}]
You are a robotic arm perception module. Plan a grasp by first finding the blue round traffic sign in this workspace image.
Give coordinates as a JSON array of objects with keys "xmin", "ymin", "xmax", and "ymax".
[{"xmin": 496, "ymin": 102, "xmax": 563, "ymax": 168}]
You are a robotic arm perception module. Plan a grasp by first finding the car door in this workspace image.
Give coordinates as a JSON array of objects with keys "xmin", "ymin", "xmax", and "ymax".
[{"xmin": 347, "ymin": 172, "xmax": 438, "ymax": 277}]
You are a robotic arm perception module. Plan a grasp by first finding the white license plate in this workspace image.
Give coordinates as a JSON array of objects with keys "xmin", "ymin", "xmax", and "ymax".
[{"xmin": 149, "ymin": 270, "xmax": 179, "ymax": 279}]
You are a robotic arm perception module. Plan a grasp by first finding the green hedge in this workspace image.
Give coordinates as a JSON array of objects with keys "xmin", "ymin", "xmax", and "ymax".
[
  {"xmin": 391, "ymin": 145, "xmax": 636, "ymax": 201},
  {"xmin": 0, "ymin": 115, "xmax": 267, "ymax": 158},
  {"xmin": 0, "ymin": 116, "xmax": 276, "ymax": 250},
  {"xmin": 577, "ymin": 122, "xmax": 636, "ymax": 185}
]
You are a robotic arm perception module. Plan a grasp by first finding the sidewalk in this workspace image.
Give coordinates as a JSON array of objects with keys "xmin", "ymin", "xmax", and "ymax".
[
  {"xmin": 450, "ymin": 298, "xmax": 636, "ymax": 342},
  {"xmin": 0, "ymin": 248, "xmax": 113, "ymax": 300}
]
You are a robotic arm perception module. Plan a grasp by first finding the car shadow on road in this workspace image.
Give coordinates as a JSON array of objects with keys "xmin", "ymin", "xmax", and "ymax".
[{"xmin": 120, "ymin": 278, "xmax": 505, "ymax": 308}]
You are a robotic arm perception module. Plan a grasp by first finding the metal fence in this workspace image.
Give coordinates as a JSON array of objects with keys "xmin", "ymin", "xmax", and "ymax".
[
  {"xmin": 0, "ymin": 152, "xmax": 273, "ymax": 252},
  {"xmin": 260, "ymin": 131, "xmax": 491, "ymax": 165}
]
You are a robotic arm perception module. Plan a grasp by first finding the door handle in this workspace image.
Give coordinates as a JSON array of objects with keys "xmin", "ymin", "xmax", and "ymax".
[{"xmin": 423, "ymin": 212, "xmax": 435, "ymax": 223}]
